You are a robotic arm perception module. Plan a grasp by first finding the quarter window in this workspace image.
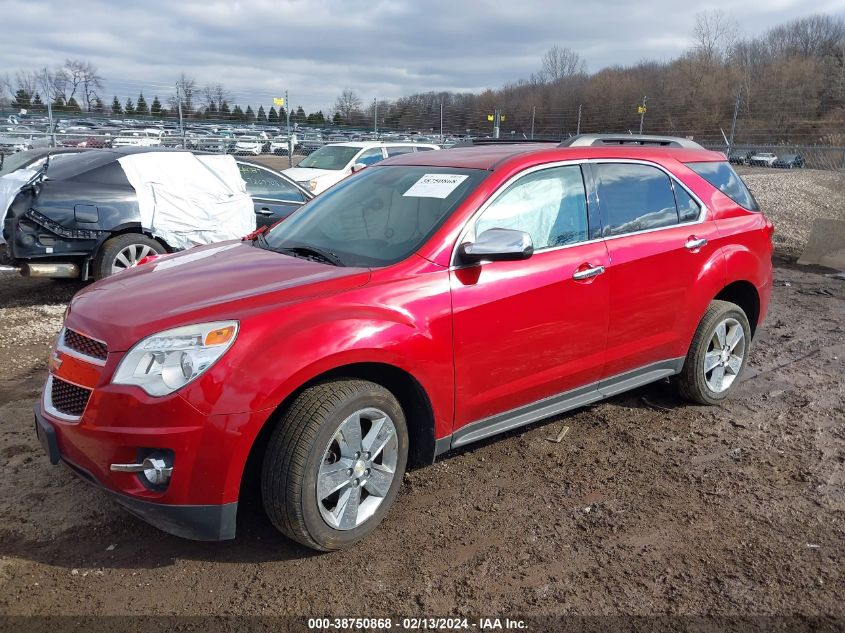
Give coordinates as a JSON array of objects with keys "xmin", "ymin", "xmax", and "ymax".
[
  {"xmin": 685, "ymin": 161, "xmax": 759, "ymax": 211},
  {"xmin": 673, "ymin": 184, "xmax": 701, "ymax": 222},
  {"xmin": 475, "ymin": 165, "xmax": 588, "ymax": 250},
  {"xmin": 386, "ymin": 146, "xmax": 414, "ymax": 157},
  {"xmin": 595, "ymin": 163, "xmax": 679, "ymax": 236}
]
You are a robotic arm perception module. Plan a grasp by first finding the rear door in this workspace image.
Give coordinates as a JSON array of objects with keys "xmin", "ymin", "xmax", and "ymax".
[
  {"xmin": 591, "ymin": 161, "xmax": 722, "ymax": 378},
  {"xmin": 237, "ymin": 162, "xmax": 309, "ymax": 226}
]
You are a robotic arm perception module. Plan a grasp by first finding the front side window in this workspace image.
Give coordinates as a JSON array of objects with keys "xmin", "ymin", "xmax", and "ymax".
[
  {"xmin": 355, "ymin": 148, "xmax": 386, "ymax": 166},
  {"xmin": 474, "ymin": 165, "xmax": 588, "ymax": 250},
  {"xmin": 595, "ymin": 163, "xmax": 679, "ymax": 236},
  {"xmin": 238, "ymin": 163, "xmax": 305, "ymax": 202},
  {"xmin": 685, "ymin": 161, "xmax": 759, "ymax": 211},
  {"xmin": 263, "ymin": 166, "xmax": 487, "ymax": 267}
]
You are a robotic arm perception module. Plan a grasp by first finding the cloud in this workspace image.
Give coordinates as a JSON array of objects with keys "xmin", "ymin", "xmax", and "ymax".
[{"xmin": 1, "ymin": 0, "xmax": 842, "ymax": 113}]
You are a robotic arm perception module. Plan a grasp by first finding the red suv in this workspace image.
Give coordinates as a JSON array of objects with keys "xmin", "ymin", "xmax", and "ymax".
[{"xmin": 35, "ymin": 135, "xmax": 773, "ymax": 550}]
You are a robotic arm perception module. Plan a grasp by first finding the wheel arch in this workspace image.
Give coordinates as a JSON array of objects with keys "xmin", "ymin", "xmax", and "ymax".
[
  {"xmin": 713, "ymin": 280, "xmax": 761, "ymax": 337},
  {"xmin": 239, "ymin": 361, "xmax": 437, "ymax": 500}
]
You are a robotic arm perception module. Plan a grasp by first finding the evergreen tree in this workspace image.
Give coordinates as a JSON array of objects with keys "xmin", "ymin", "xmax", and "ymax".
[
  {"xmin": 278, "ymin": 106, "xmax": 287, "ymax": 121},
  {"xmin": 268, "ymin": 106, "xmax": 278, "ymax": 124},
  {"xmin": 111, "ymin": 96, "xmax": 122, "ymax": 115},
  {"xmin": 67, "ymin": 97, "xmax": 82, "ymax": 113},
  {"xmin": 220, "ymin": 101, "xmax": 231, "ymax": 119},
  {"xmin": 150, "ymin": 96, "xmax": 162, "ymax": 117},
  {"xmin": 12, "ymin": 89, "xmax": 32, "ymax": 110},
  {"xmin": 232, "ymin": 105, "xmax": 244, "ymax": 121},
  {"xmin": 332, "ymin": 111, "xmax": 343, "ymax": 125},
  {"xmin": 293, "ymin": 105, "xmax": 306, "ymax": 124},
  {"xmin": 136, "ymin": 93, "xmax": 149, "ymax": 116},
  {"xmin": 32, "ymin": 93, "xmax": 44, "ymax": 111},
  {"xmin": 93, "ymin": 97, "xmax": 105, "ymax": 113},
  {"xmin": 205, "ymin": 101, "xmax": 218, "ymax": 118},
  {"xmin": 306, "ymin": 110, "xmax": 326, "ymax": 125},
  {"xmin": 53, "ymin": 95, "xmax": 66, "ymax": 112},
  {"xmin": 245, "ymin": 105, "xmax": 255, "ymax": 121},
  {"xmin": 257, "ymin": 105, "xmax": 266, "ymax": 123},
  {"xmin": 124, "ymin": 97, "xmax": 135, "ymax": 116}
]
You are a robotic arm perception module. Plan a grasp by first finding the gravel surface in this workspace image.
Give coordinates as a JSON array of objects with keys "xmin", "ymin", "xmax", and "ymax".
[{"xmin": 737, "ymin": 167, "xmax": 845, "ymax": 260}]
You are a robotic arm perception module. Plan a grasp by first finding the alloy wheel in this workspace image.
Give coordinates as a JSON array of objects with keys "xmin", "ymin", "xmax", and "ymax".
[
  {"xmin": 703, "ymin": 317, "xmax": 746, "ymax": 393},
  {"xmin": 111, "ymin": 243, "xmax": 155, "ymax": 274},
  {"xmin": 316, "ymin": 407, "xmax": 398, "ymax": 530}
]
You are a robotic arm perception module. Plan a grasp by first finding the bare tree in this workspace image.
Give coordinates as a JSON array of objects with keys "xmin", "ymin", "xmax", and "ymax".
[
  {"xmin": 202, "ymin": 83, "xmax": 231, "ymax": 113},
  {"xmin": 693, "ymin": 10, "xmax": 738, "ymax": 62},
  {"xmin": 334, "ymin": 89, "xmax": 362, "ymax": 122},
  {"xmin": 538, "ymin": 46, "xmax": 586, "ymax": 83},
  {"xmin": 170, "ymin": 73, "xmax": 197, "ymax": 115}
]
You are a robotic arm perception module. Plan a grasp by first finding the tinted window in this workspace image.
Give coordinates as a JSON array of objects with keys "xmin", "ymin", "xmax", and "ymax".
[
  {"xmin": 595, "ymin": 163, "xmax": 678, "ymax": 236},
  {"xmin": 238, "ymin": 163, "xmax": 305, "ymax": 202},
  {"xmin": 673, "ymin": 185, "xmax": 701, "ymax": 223},
  {"xmin": 356, "ymin": 148, "xmax": 385, "ymax": 166},
  {"xmin": 475, "ymin": 165, "xmax": 588, "ymax": 250},
  {"xmin": 264, "ymin": 166, "xmax": 487, "ymax": 267},
  {"xmin": 686, "ymin": 161, "xmax": 758, "ymax": 211},
  {"xmin": 415, "ymin": 146, "xmax": 436, "ymax": 152},
  {"xmin": 386, "ymin": 146, "xmax": 414, "ymax": 157}
]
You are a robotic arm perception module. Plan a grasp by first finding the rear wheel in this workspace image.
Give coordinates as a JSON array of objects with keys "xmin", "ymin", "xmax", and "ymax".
[
  {"xmin": 673, "ymin": 300, "xmax": 752, "ymax": 405},
  {"xmin": 93, "ymin": 234, "xmax": 166, "ymax": 279},
  {"xmin": 261, "ymin": 379, "xmax": 408, "ymax": 551}
]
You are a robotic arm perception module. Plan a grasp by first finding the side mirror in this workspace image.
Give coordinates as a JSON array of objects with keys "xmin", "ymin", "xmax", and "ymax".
[
  {"xmin": 459, "ymin": 228, "xmax": 534, "ymax": 263},
  {"xmin": 351, "ymin": 163, "xmax": 367, "ymax": 173}
]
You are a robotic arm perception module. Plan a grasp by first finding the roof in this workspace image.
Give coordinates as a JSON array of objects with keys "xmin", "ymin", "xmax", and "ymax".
[
  {"xmin": 381, "ymin": 144, "xmax": 726, "ymax": 171},
  {"xmin": 328, "ymin": 141, "xmax": 441, "ymax": 149}
]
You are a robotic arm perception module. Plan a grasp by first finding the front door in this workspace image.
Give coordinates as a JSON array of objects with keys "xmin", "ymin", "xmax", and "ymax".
[{"xmin": 450, "ymin": 163, "xmax": 610, "ymax": 430}]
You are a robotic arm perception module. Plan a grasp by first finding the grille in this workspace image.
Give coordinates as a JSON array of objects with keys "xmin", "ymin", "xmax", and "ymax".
[
  {"xmin": 50, "ymin": 377, "xmax": 91, "ymax": 417},
  {"xmin": 63, "ymin": 328, "xmax": 108, "ymax": 361}
]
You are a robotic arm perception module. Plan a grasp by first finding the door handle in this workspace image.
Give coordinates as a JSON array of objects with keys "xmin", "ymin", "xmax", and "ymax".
[
  {"xmin": 685, "ymin": 236, "xmax": 707, "ymax": 250},
  {"xmin": 572, "ymin": 265, "xmax": 605, "ymax": 280},
  {"xmin": 256, "ymin": 208, "xmax": 274, "ymax": 216}
]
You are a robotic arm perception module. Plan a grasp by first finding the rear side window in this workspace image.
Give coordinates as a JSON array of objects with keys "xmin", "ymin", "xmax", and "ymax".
[
  {"xmin": 386, "ymin": 146, "xmax": 414, "ymax": 157},
  {"xmin": 686, "ymin": 161, "xmax": 759, "ymax": 211},
  {"xmin": 595, "ymin": 163, "xmax": 678, "ymax": 236}
]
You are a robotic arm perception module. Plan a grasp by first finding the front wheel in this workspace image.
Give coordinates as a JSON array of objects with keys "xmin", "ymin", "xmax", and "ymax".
[
  {"xmin": 261, "ymin": 379, "xmax": 408, "ymax": 551},
  {"xmin": 672, "ymin": 300, "xmax": 752, "ymax": 405}
]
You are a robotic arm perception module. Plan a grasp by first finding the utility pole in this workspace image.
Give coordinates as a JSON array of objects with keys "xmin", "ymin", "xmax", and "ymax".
[
  {"xmin": 493, "ymin": 108, "xmax": 501, "ymax": 139},
  {"xmin": 285, "ymin": 90, "xmax": 292, "ymax": 168},
  {"xmin": 638, "ymin": 96, "xmax": 647, "ymax": 134},
  {"xmin": 530, "ymin": 105, "xmax": 535, "ymax": 140},
  {"xmin": 728, "ymin": 87, "xmax": 741, "ymax": 153},
  {"xmin": 576, "ymin": 104, "xmax": 582, "ymax": 135},
  {"xmin": 176, "ymin": 82, "xmax": 184, "ymax": 142},
  {"xmin": 373, "ymin": 98, "xmax": 378, "ymax": 135},
  {"xmin": 440, "ymin": 102, "xmax": 443, "ymax": 141},
  {"xmin": 44, "ymin": 68, "xmax": 55, "ymax": 148}
]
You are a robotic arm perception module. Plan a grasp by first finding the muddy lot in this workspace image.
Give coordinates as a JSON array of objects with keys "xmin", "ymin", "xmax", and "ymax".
[{"xmin": 0, "ymin": 169, "xmax": 843, "ymax": 628}]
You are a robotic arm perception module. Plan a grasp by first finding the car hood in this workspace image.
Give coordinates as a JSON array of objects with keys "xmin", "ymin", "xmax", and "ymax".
[
  {"xmin": 65, "ymin": 241, "xmax": 371, "ymax": 351},
  {"xmin": 282, "ymin": 167, "xmax": 343, "ymax": 183}
]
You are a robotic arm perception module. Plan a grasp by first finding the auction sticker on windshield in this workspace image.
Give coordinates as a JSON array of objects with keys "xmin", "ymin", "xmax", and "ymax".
[{"xmin": 403, "ymin": 174, "xmax": 468, "ymax": 199}]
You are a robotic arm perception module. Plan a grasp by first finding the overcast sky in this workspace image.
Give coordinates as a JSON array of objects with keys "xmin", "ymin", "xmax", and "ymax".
[{"xmin": 2, "ymin": 0, "xmax": 844, "ymax": 114}]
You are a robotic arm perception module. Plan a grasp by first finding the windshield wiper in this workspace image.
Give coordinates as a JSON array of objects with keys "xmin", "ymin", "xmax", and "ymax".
[{"xmin": 278, "ymin": 244, "xmax": 345, "ymax": 267}]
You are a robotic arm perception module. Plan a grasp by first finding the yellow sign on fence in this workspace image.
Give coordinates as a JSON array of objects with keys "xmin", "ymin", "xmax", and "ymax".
[
  {"xmin": 637, "ymin": 105, "xmax": 647, "ymax": 114},
  {"xmin": 274, "ymin": 97, "xmax": 285, "ymax": 107}
]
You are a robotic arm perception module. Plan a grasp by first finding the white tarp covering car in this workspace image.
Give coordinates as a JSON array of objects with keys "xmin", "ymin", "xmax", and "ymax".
[{"xmin": 116, "ymin": 152, "xmax": 256, "ymax": 251}]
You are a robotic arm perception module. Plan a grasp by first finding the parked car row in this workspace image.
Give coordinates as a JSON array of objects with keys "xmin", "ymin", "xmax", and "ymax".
[{"xmin": 728, "ymin": 149, "xmax": 805, "ymax": 168}]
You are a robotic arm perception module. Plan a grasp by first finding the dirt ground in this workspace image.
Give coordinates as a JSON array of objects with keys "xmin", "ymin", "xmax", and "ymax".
[{"xmin": 0, "ymin": 170, "xmax": 843, "ymax": 628}]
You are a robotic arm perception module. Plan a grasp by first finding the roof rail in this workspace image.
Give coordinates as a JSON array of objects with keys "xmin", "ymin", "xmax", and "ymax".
[
  {"xmin": 453, "ymin": 138, "xmax": 559, "ymax": 147},
  {"xmin": 559, "ymin": 134, "xmax": 704, "ymax": 150}
]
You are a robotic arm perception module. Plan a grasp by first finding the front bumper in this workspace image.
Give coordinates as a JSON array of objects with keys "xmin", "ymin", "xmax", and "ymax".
[{"xmin": 35, "ymin": 405, "xmax": 238, "ymax": 540}]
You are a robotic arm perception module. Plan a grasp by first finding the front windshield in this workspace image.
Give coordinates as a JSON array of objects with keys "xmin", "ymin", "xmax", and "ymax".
[
  {"xmin": 298, "ymin": 145, "xmax": 361, "ymax": 170},
  {"xmin": 263, "ymin": 165, "xmax": 487, "ymax": 267}
]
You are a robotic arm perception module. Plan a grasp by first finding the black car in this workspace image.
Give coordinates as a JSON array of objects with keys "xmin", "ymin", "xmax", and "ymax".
[
  {"xmin": 728, "ymin": 149, "xmax": 753, "ymax": 166},
  {"xmin": 2, "ymin": 148, "xmax": 312, "ymax": 280},
  {"xmin": 772, "ymin": 153, "xmax": 804, "ymax": 169}
]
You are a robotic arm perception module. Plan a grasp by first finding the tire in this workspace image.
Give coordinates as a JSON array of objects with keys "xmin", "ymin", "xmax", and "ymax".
[
  {"xmin": 261, "ymin": 379, "xmax": 409, "ymax": 551},
  {"xmin": 673, "ymin": 300, "xmax": 752, "ymax": 405},
  {"xmin": 93, "ymin": 233, "xmax": 166, "ymax": 280}
]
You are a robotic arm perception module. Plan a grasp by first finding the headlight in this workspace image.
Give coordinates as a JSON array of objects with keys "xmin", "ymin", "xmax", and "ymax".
[
  {"xmin": 307, "ymin": 179, "xmax": 318, "ymax": 191},
  {"xmin": 112, "ymin": 321, "xmax": 238, "ymax": 396}
]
